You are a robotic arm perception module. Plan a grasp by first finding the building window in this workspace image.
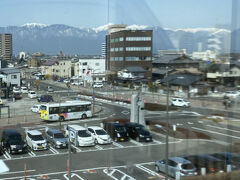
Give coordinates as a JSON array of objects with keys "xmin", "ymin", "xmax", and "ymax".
[
  {"xmin": 125, "ymin": 56, "xmax": 151, "ymax": 61},
  {"xmin": 126, "ymin": 47, "xmax": 151, "ymax": 51},
  {"xmin": 126, "ymin": 37, "xmax": 151, "ymax": 41},
  {"xmin": 95, "ymin": 63, "xmax": 99, "ymax": 66},
  {"xmin": 83, "ymin": 62, "xmax": 87, "ymax": 65},
  {"xmin": 11, "ymin": 75, "xmax": 17, "ymax": 79}
]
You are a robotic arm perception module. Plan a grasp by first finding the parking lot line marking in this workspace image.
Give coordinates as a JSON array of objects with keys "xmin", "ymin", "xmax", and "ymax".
[
  {"xmin": 95, "ymin": 145, "xmax": 103, "ymax": 150},
  {"xmin": 136, "ymin": 164, "xmax": 163, "ymax": 178},
  {"xmin": 49, "ymin": 146, "xmax": 59, "ymax": 154},
  {"xmin": 112, "ymin": 142, "xmax": 124, "ymax": 148},
  {"xmin": 4, "ymin": 151, "xmax": 11, "ymax": 159},
  {"xmin": 3, "ymin": 152, "xmax": 11, "ymax": 160},
  {"xmin": 28, "ymin": 151, "xmax": 36, "ymax": 157},
  {"xmin": 187, "ymin": 122, "xmax": 194, "ymax": 125},
  {"xmin": 192, "ymin": 127, "xmax": 240, "ymax": 140},
  {"xmin": 103, "ymin": 169, "xmax": 136, "ymax": 180},
  {"xmin": 72, "ymin": 145, "xmax": 82, "ymax": 152},
  {"xmin": 130, "ymin": 140, "xmax": 143, "ymax": 146}
]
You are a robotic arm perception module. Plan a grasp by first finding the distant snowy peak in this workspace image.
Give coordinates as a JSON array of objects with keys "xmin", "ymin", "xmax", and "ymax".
[
  {"xmin": 92, "ymin": 23, "xmax": 113, "ymax": 33},
  {"xmin": 164, "ymin": 27, "xmax": 230, "ymax": 34},
  {"xmin": 22, "ymin": 23, "xmax": 48, "ymax": 28}
]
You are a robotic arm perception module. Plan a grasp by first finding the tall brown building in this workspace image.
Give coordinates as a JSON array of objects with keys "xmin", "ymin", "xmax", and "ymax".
[
  {"xmin": 0, "ymin": 34, "xmax": 12, "ymax": 61},
  {"xmin": 106, "ymin": 25, "xmax": 152, "ymax": 78}
]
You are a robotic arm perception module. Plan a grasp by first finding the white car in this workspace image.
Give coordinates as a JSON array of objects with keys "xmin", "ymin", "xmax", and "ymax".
[
  {"xmin": 28, "ymin": 91, "xmax": 37, "ymax": 98},
  {"xmin": 224, "ymin": 91, "xmax": 239, "ymax": 99},
  {"xmin": 13, "ymin": 87, "xmax": 21, "ymax": 93},
  {"xmin": 87, "ymin": 126, "xmax": 112, "ymax": 144},
  {"xmin": 25, "ymin": 130, "xmax": 47, "ymax": 151},
  {"xmin": 93, "ymin": 83, "xmax": 103, "ymax": 88},
  {"xmin": 63, "ymin": 79, "xmax": 70, "ymax": 83},
  {"xmin": 21, "ymin": 87, "xmax": 28, "ymax": 93},
  {"xmin": 71, "ymin": 81, "xmax": 83, "ymax": 86},
  {"xmin": 171, "ymin": 98, "xmax": 190, "ymax": 107},
  {"xmin": 30, "ymin": 104, "xmax": 42, "ymax": 113}
]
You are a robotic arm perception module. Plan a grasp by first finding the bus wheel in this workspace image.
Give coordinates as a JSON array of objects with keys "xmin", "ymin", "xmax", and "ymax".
[
  {"xmin": 81, "ymin": 114, "xmax": 87, "ymax": 119},
  {"xmin": 59, "ymin": 116, "xmax": 65, "ymax": 121}
]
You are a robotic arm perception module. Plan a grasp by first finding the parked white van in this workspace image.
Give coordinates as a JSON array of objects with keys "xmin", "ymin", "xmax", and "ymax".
[{"xmin": 64, "ymin": 125, "xmax": 95, "ymax": 147}]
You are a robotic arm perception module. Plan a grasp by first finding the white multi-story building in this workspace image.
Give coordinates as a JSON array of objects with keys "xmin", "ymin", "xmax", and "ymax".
[
  {"xmin": 192, "ymin": 50, "xmax": 217, "ymax": 61},
  {"xmin": 78, "ymin": 58, "xmax": 106, "ymax": 83}
]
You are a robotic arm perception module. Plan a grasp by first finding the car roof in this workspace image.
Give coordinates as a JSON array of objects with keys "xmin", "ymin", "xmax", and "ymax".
[
  {"xmin": 47, "ymin": 128, "xmax": 62, "ymax": 134},
  {"xmin": 88, "ymin": 126, "xmax": 103, "ymax": 130},
  {"xmin": 169, "ymin": 157, "xmax": 192, "ymax": 164},
  {"xmin": 105, "ymin": 122, "xmax": 124, "ymax": 126},
  {"xmin": 125, "ymin": 122, "xmax": 143, "ymax": 127},
  {"xmin": 27, "ymin": 130, "xmax": 42, "ymax": 135},
  {"xmin": 3, "ymin": 129, "xmax": 21, "ymax": 136}
]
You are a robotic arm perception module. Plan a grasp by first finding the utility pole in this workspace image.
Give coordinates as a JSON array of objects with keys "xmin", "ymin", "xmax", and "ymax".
[
  {"xmin": 68, "ymin": 123, "xmax": 71, "ymax": 180},
  {"xmin": 165, "ymin": 66, "xmax": 169, "ymax": 180}
]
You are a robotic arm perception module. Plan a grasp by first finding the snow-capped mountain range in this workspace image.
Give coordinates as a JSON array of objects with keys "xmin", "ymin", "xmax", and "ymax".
[{"xmin": 0, "ymin": 23, "xmax": 231, "ymax": 55}]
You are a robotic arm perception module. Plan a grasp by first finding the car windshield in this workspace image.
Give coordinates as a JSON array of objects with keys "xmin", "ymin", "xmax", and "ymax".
[
  {"xmin": 181, "ymin": 163, "xmax": 195, "ymax": 170},
  {"xmin": 135, "ymin": 126, "xmax": 148, "ymax": 132},
  {"xmin": 115, "ymin": 126, "xmax": 126, "ymax": 132},
  {"xmin": 95, "ymin": 129, "xmax": 107, "ymax": 135},
  {"xmin": 54, "ymin": 133, "xmax": 65, "ymax": 139},
  {"xmin": 8, "ymin": 135, "xmax": 22, "ymax": 143},
  {"xmin": 31, "ymin": 135, "xmax": 44, "ymax": 141},
  {"xmin": 30, "ymin": 92, "xmax": 36, "ymax": 94},
  {"xmin": 78, "ymin": 130, "xmax": 91, "ymax": 137}
]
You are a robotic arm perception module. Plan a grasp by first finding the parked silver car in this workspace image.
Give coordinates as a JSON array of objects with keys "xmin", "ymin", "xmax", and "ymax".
[
  {"xmin": 45, "ymin": 128, "xmax": 68, "ymax": 149},
  {"xmin": 155, "ymin": 157, "xmax": 198, "ymax": 178}
]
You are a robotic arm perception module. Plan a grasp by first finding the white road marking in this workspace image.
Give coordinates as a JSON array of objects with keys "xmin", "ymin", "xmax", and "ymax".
[
  {"xmin": 72, "ymin": 145, "xmax": 82, "ymax": 152},
  {"xmin": 152, "ymin": 139, "xmax": 163, "ymax": 144},
  {"xmin": 192, "ymin": 127, "xmax": 240, "ymax": 140},
  {"xmin": 206, "ymin": 124, "xmax": 240, "ymax": 134},
  {"xmin": 64, "ymin": 173, "xmax": 85, "ymax": 180},
  {"xmin": 135, "ymin": 164, "xmax": 160, "ymax": 177},
  {"xmin": 95, "ymin": 145, "xmax": 103, "ymax": 150},
  {"xmin": 112, "ymin": 142, "xmax": 124, "ymax": 148},
  {"xmin": 2, "ymin": 169, "xmax": 36, "ymax": 175},
  {"xmin": 3, "ymin": 151, "xmax": 11, "ymax": 159},
  {"xmin": 121, "ymin": 110, "xmax": 130, "ymax": 115},
  {"xmin": 198, "ymin": 121, "xmax": 203, "ymax": 123},
  {"xmin": 103, "ymin": 168, "xmax": 136, "ymax": 180},
  {"xmin": 28, "ymin": 151, "xmax": 36, "ymax": 157},
  {"xmin": 130, "ymin": 140, "xmax": 143, "ymax": 146},
  {"xmin": 187, "ymin": 122, "xmax": 194, "ymax": 125},
  {"xmin": 49, "ymin": 146, "xmax": 59, "ymax": 154}
]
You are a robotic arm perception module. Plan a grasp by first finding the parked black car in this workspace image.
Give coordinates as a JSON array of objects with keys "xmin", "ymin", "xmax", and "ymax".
[
  {"xmin": 1, "ymin": 129, "xmax": 27, "ymax": 154},
  {"xmin": 13, "ymin": 92, "xmax": 22, "ymax": 100},
  {"xmin": 103, "ymin": 122, "xmax": 129, "ymax": 142},
  {"xmin": 125, "ymin": 122, "xmax": 152, "ymax": 142},
  {"xmin": 183, "ymin": 154, "xmax": 226, "ymax": 174},
  {"xmin": 211, "ymin": 152, "xmax": 240, "ymax": 171},
  {"xmin": 38, "ymin": 95, "xmax": 53, "ymax": 102}
]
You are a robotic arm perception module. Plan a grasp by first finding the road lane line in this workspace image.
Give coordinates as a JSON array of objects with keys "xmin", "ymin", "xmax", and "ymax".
[
  {"xmin": 2, "ymin": 170, "xmax": 36, "ymax": 175},
  {"xmin": 206, "ymin": 125, "xmax": 240, "ymax": 133},
  {"xmin": 112, "ymin": 142, "xmax": 124, "ymax": 148},
  {"xmin": 130, "ymin": 139, "xmax": 143, "ymax": 146},
  {"xmin": 192, "ymin": 127, "xmax": 240, "ymax": 140}
]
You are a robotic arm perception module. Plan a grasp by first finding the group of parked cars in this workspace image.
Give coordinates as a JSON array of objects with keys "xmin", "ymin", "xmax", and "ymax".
[
  {"xmin": 12, "ymin": 86, "xmax": 38, "ymax": 100},
  {"xmin": 155, "ymin": 153, "xmax": 240, "ymax": 178},
  {"xmin": 0, "ymin": 122, "xmax": 152, "ymax": 155}
]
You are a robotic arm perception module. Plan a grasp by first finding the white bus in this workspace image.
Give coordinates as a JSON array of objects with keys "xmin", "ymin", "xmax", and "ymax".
[{"xmin": 40, "ymin": 101, "xmax": 92, "ymax": 121}]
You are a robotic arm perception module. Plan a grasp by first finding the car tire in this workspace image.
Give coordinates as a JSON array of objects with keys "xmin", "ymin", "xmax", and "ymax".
[
  {"xmin": 155, "ymin": 165, "xmax": 160, "ymax": 172},
  {"xmin": 94, "ymin": 139, "xmax": 98, "ymax": 144},
  {"xmin": 7, "ymin": 147, "xmax": 11, "ymax": 154},
  {"xmin": 81, "ymin": 114, "xmax": 87, "ymax": 119},
  {"xmin": 59, "ymin": 116, "xmax": 65, "ymax": 122}
]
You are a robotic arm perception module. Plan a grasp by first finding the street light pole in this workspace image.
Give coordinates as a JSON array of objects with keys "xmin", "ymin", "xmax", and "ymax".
[
  {"xmin": 165, "ymin": 67, "xmax": 169, "ymax": 179},
  {"xmin": 68, "ymin": 121, "xmax": 71, "ymax": 180}
]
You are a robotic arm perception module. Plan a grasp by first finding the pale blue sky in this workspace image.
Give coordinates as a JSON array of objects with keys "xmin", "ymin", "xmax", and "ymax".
[{"xmin": 0, "ymin": 0, "xmax": 232, "ymax": 28}]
